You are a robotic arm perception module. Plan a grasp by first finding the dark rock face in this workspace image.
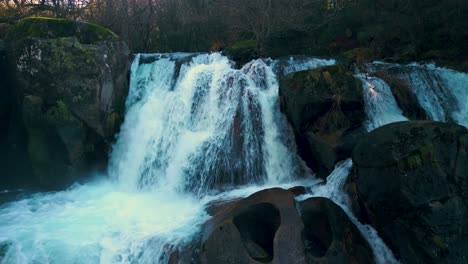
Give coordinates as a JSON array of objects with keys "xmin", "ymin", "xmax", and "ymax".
[
  {"xmin": 300, "ymin": 197, "xmax": 375, "ymax": 264},
  {"xmin": 223, "ymin": 40, "xmax": 258, "ymax": 67},
  {"xmin": 1, "ymin": 30, "xmax": 33, "ymax": 188},
  {"xmin": 280, "ymin": 65, "xmax": 366, "ymax": 177},
  {"xmin": 196, "ymin": 188, "xmax": 375, "ymax": 264},
  {"xmin": 352, "ymin": 121, "xmax": 468, "ymax": 264},
  {"xmin": 200, "ymin": 188, "xmax": 303, "ymax": 264},
  {"xmin": 3, "ymin": 17, "xmax": 130, "ymax": 189}
]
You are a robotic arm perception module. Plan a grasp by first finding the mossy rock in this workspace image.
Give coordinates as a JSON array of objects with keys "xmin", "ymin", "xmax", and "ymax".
[
  {"xmin": 224, "ymin": 40, "xmax": 258, "ymax": 66},
  {"xmin": 10, "ymin": 17, "xmax": 118, "ymax": 44},
  {"xmin": 280, "ymin": 65, "xmax": 365, "ymax": 177},
  {"xmin": 280, "ymin": 65, "xmax": 364, "ymax": 132},
  {"xmin": 0, "ymin": 23, "xmax": 12, "ymax": 39},
  {"xmin": 399, "ymin": 143, "xmax": 434, "ymax": 171},
  {"xmin": 351, "ymin": 121, "xmax": 468, "ymax": 264},
  {"xmin": 338, "ymin": 47, "xmax": 374, "ymax": 66},
  {"xmin": 353, "ymin": 121, "xmax": 465, "ymax": 215},
  {"xmin": 4, "ymin": 17, "xmax": 130, "ymax": 190}
]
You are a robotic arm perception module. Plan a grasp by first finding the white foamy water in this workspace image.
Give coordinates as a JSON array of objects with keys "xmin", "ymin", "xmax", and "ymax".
[
  {"xmin": 434, "ymin": 66, "xmax": 468, "ymax": 127},
  {"xmin": 355, "ymin": 73, "xmax": 408, "ymax": 131},
  {"xmin": 274, "ymin": 56, "xmax": 336, "ymax": 76},
  {"xmin": 0, "ymin": 181, "xmax": 208, "ymax": 264},
  {"xmin": 366, "ymin": 62, "xmax": 468, "ymax": 127},
  {"xmin": 110, "ymin": 53, "xmax": 311, "ymax": 195}
]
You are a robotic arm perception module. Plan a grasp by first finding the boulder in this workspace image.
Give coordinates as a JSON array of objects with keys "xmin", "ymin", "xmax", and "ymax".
[
  {"xmin": 300, "ymin": 197, "xmax": 375, "ymax": 264},
  {"xmin": 196, "ymin": 188, "xmax": 375, "ymax": 264},
  {"xmin": 280, "ymin": 65, "xmax": 366, "ymax": 178},
  {"xmin": 351, "ymin": 121, "xmax": 468, "ymax": 263},
  {"xmin": 224, "ymin": 40, "xmax": 258, "ymax": 67},
  {"xmin": 3, "ymin": 17, "xmax": 130, "ymax": 189},
  {"xmin": 200, "ymin": 188, "xmax": 302, "ymax": 264}
]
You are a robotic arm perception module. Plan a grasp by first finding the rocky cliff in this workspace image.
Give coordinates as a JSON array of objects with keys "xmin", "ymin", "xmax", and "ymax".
[{"xmin": 2, "ymin": 17, "xmax": 130, "ymax": 189}]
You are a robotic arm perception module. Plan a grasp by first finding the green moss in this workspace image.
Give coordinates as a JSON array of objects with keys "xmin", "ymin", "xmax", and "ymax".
[
  {"xmin": 229, "ymin": 40, "xmax": 257, "ymax": 50},
  {"xmin": 11, "ymin": 17, "xmax": 118, "ymax": 44},
  {"xmin": 430, "ymin": 235, "xmax": 448, "ymax": 258},
  {"xmin": 401, "ymin": 143, "xmax": 434, "ymax": 170},
  {"xmin": 419, "ymin": 144, "xmax": 434, "ymax": 158},
  {"xmin": 321, "ymin": 65, "xmax": 342, "ymax": 75},
  {"xmin": 432, "ymin": 235, "xmax": 446, "ymax": 249},
  {"xmin": 72, "ymin": 95, "xmax": 83, "ymax": 103},
  {"xmin": 56, "ymin": 100, "xmax": 69, "ymax": 115},
  {"xmin": 46, "ymin": 100, "xmax": 73, "ymax": 122},
  {"xmin": 13, "ymin": 17, "xmax": 75, "ymax": 39},
  {"xmin": 338, "ymin": 48, "xmax": 374, "ymax": 63},
  {"xmin": 405, "ymin": 155, "xmax": 423, "ymax": 170},
  {"xmin": 224, "ymin": 40, "xmax": 257, "ymax": 64},
  {"xmin": 80, "ymin": 22, "xmax": 119, "ymax": 44}
]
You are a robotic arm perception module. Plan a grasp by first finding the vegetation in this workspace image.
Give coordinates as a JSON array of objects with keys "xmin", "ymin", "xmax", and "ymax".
[
  {"xmin": 1, "ymin": 0, "xmax": 467, "ymax": 66},
  {"xmin": 10, "ymin": 17, "xmax": 117, "ymax": 44}
]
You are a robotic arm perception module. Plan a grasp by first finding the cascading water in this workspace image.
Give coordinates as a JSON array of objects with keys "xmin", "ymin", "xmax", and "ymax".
[
  {"xmin": 355, "ymin": 73, "xmax": 408, "ymax": 131},
  {"xmin": 0, "ymin": 182, "xmax": 208, "ymax": 263},
  {"xmin": 6, "ymin": 52, "xmax": 464, "ymax": 264},
  {"xmin": 272, "ymin": 56, "xmax": 336, "ymax": 76},
  {"xmin": 5, "ymin": 50, "xmax": 458, "ymax": 263},
  {"xmin": 0, "ymin": 53, "xmax": 341, "ymax": 264},
  {"xmin": 366, "ymin": 62, "xmax": 468, "ymax": 127},
  {"xmin": 110, "ymin": 53, "xmax": 309, "ymax": 195}
]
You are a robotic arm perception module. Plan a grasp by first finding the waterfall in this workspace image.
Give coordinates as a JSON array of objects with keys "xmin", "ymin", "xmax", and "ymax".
[
  {"xmin": 426, "ymin": 65, "xmax": 468, "ymax": 127},
  {"xmin": 109, "ymin": 53, "xmax": 309, "ymax": 195},
  {"xmin": 0, "ymin": 53, "xmax": 337, "ymax": 264},
  {"xmin": 6, "ymin": 52, "xmax": 466, "ymax": 264},
  {"xmin": 272, "ymin": 56, "xmax": 336, "ymax": 76},
  {"xmin": 355, "ymin": 73, "xmax": 408, "ymax": 131},
  {"xmin": 7, "ymin": 50, "xmax": 465, "ymax": 264},
  {"xmin": 366, "ymin": 62, "xmax": 468, "ymax": 127}
]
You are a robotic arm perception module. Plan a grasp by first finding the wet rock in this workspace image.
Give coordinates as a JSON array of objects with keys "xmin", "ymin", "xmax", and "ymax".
[
  {"xmin": 200, "ymin": 188, "xmax": 302, "ymax": 264},
  {"xmin": 198, "ymin": 188, "xmax": 375, "ymax": 264},
  {"xmin": 300, "ymin": 197, "xmax": 374, "ymax": 264},
  {"xmin": 0, "ymin": 23, "xmax": 11, "ymax": 39},
  {"xmin": 352, "ymin": 121, "xmax": 468, "ymax": 264},
  {"xmin": 4, "ymin": 17, "xmax": 130, "ymax": 189},
  {"xmin": 280, "ymin": 65, "xmax": 366, "ymax": 178},
  {"xmin": 288, "ymin": 186, "xmax": 307, "ymax": 196}
]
